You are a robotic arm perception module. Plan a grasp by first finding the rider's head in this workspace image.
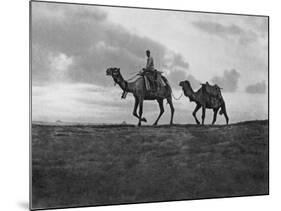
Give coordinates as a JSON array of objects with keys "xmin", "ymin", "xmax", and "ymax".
[{"xmin": 146, "ymin": 50, "xmax": 150, "ymax": 57}]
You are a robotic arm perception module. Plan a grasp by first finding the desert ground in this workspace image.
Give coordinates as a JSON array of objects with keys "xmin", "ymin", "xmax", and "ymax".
[{"xmin": 31, "ymin": 120, "xmax": 268, "ymax": 209}]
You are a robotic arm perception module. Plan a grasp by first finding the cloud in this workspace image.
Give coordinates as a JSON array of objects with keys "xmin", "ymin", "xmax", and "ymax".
[
  {"xmin": 31, "ymin": 2, "xmax": 193, "ymax": 123},
  {"xmin": 193, "ymin": 21, "xmax": 243, "ymax": 36},
  {"xmin": 49, "ymin": 53, "xmax": 74, "ymax": 82},
  {"xmin": 50, "ymin": 53, "xmax": 73, "ymax": 72},
  {"xmin": 32, "ymin": 83, "xmax": 135, "ymax": 122},
  {"xmin": 243, "ymin": 16, "xmax": 268, "ymax": 38},
  {"xmin": 245, "ymin": 81, "xmax": 266, "ymax": 94},
  {"xmin": 32, "ymin": 82, "xmax": 183, "ymax": 124},
  {"xmin": 170, "ymin": 53, "xmax": 189, "ymax": 69},
  {"xmin": 163, "ymin": 51, "xmax": 189, "ymax": 71},
  {"xmin": 167, "ymin": 69, "xmax": 188, "ymax": 88},
  {"xmin": 31, "ymin": 2, "xmax": 189, "ymax": 87},
  {"xmin": 31, "ymin": 2, "xmax": 268, "ymax": 124},
  {"xmin": 211, "ymin": 69, "xmax": 240, "ymax": 92},
  {"xmin": 192, "ymin": 20, "xmax": 259, "ymax": 45}
]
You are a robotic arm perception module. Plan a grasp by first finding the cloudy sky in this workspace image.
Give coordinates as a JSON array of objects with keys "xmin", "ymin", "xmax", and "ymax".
[{"xmin": 31, "ymin": 2, "xmax": 268, "ymax": 124}]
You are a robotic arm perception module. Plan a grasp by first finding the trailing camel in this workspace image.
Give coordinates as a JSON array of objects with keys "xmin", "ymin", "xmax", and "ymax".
[
  {"xmin": 179, "ymin": 80, "xmax": 229, "ymax": 125},
  {"xmin": 106, "ymin": 67, "xmax": 174, "ymax": 126}
]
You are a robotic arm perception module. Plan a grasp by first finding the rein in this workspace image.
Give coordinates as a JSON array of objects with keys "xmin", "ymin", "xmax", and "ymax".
[
  {"xmin": 121, "ymin": 81, "xmax": 129, "ymax": 99},
  {"xmin": 124, "ymin": 81, "xmax": 128, "ymax": 91},
  {"xmin": 126, "ymin": 73, "xmax": 139, "ymax": 82}
]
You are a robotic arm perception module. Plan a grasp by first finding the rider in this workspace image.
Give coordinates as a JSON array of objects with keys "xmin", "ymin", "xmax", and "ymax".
[
  {"xmin": 121, "ymin": 50, "xmax": 160, "ymax": 99},
  {"xmin": 142, "ymin": 50, "xmax": 159, "ymax": 91},
  {"xmin": 145, "ymin": 50, "xmax": 154, "ymax": 72}
]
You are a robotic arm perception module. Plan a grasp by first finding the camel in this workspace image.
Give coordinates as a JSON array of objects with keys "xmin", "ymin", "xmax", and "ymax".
[
  {"xmin": 179, "ymin": 80, "xmax": 229, "ymax": 125},
  {"xmin": 106, "ymin": 67, "xmax": 174, "ymax": 126}
]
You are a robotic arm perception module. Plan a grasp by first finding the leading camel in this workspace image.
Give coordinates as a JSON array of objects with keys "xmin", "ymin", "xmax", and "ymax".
[
  {"xmin": 106, "ymin": 67, "xmax": 174, "ymax": 126},
  {"xmin": 179, "ymin": 80, "xmax": 229, "ymax": 125}
]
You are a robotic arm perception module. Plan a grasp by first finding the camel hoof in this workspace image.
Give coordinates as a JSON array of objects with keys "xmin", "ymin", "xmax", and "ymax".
[
  {"xmin": 138, "ymin": 122, "xmax": 141, "ymax": 126},
  {"xmin": 170, "ymin": 122, "xmax": 174, "ymax": 126},
  {"xmin": 153, "ymin": 122, "xmax": 157, "ymax": 126}
]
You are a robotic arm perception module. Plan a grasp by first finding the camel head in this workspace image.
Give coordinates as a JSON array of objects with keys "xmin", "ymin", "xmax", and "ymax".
[
  {"xmin": 106, "ymin": 67, "xmax": 124, "ymax": 85},
  {"xmin": 106, "ymin": 67, "xmax": 120, "ymax": 76},
  {"xmin": 179, "ymin": 80, "xmax": 194, "ymax": 99}
]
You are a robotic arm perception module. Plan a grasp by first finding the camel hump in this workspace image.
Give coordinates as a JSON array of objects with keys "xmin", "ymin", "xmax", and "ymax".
[{"xmin": 201, "ymin": 82, "xmax": 222, "ymax": 99}]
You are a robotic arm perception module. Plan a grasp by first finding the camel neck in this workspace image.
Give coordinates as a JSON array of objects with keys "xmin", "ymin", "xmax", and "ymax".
[
  {"xmin": 185, "ymin": 92, "xmax": 195, "ymax": 102},
  {"xmin": 117, "ymin": 79, "xmax": 132, "ymax": 93},
  {"xmin": 189, "ymin": 93, "xmax": 196, "ymax": 102},
  {"xmin": 183, "ymin": 85, "xmax": 196, "ymax": 101}
]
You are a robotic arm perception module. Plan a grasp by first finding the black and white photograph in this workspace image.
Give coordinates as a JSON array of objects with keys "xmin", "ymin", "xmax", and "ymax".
[{"xmin": 30, "ymin": 1, "xmax": 269, "ymax": 210}]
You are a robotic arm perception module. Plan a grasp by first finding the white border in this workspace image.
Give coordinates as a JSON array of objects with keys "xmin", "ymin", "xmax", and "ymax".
[{"xmin": 1, "ymin": 0, "xmax": 279, "ymax": 211}]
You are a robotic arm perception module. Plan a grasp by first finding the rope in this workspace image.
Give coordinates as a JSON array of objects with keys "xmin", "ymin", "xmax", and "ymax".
[{"xmin": 172, "ymin": 92, "xmax": 183, "ymax": 100}]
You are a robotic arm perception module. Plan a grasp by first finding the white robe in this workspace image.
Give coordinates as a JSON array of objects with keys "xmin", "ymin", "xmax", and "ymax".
[{"xmin": 146, "ymin": 56, "xmax": 154, "ymax": 71}]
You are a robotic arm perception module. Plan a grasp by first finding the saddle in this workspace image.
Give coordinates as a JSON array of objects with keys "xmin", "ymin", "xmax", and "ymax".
[
  {"xmin": 141, "ymin": 69, "xmax": 165, "ymax": 92},
  {"xmin": 121, "ymin": 69, "xmax": 167, "ymax": 99},
  {"xmin": 201, "ymin": 82, "xmax": 223, "ymax": 99}
]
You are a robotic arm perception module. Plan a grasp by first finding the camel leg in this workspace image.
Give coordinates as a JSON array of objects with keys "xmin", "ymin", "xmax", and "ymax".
[
  {"xmin": 153, "ymin": 99, "xmax": 164, "ymax": 126},
  {"xmin": 138, "ymin": 98, "xmax": 144, "ymax": 126},
  {"xmin": 192, "ymin": 104, "xmax": 201, "ymax": 125},
  {"xmin": 167, "ymin": 96, "xmax": 175, "ymax": 125},
  {"xmin": 221, "ymin": 103, "xmax": 229, "ymax": 125},
  {"xmin": 132, "ymin": 97, "xmax": 139, "ymax": 119},
  {"xmin": 133, "ymin": 96, "xmax": 147, "ymax": 122},
  {"xmin": 212, "ymin": 108, "xmax": 219, "ymax": 125},
  {"xmin": 201, "ymin": 106, "xmax": 206, "ymax": 125}
]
